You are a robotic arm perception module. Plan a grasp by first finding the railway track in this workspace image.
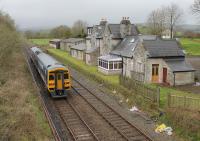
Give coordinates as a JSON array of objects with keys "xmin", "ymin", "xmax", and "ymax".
[
  {"xmin": 54, "ymin": 99, "xmax": 99, "ymax": 141},
  {"xmin": 25, "ymin": 47, "xmax": 154, "ymax": 141},
  {"xmin": 71, "ymin": 77, "xmax": 153, "ymax": 141}
]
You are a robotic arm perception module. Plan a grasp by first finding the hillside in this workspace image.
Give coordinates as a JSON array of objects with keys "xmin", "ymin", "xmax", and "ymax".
[{"xmin": 0, "ymin": 12, "xmax": 52, "ymax": 140}]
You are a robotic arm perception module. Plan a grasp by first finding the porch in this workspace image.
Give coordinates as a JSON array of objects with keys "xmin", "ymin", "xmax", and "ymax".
[{"xmin": 98, "ymin": 55, "xmax": 122, "ymax": 75}]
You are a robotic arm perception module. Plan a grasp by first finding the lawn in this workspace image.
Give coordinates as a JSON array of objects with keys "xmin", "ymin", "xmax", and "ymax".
[
  {"xmin": 29, "ymin": 38, "xmax": 51, "ymax": 46},
  {"xmin": 180, "ymin": 38, "xmax": 200, "ymax": 56}
]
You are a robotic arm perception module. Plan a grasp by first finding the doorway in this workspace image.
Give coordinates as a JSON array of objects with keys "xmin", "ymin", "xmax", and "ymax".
[
  {"xmin": 163, "ymin": 68, "xmax": 167, "ymax": 83},
  {"xmin": 152, "ymin": 64, "xmax": 159, "ymax": 82}
]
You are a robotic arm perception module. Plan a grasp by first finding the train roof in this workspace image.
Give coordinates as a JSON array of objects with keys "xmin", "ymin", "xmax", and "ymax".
[{"xmin": 31, "ymin": 47, "xmax": 66, "ymax": 70}]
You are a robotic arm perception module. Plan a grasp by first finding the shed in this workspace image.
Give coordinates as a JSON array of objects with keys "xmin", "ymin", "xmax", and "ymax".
[{"xmin": 49, "ymin": 39, "xmax": 61, "ymax": 49}]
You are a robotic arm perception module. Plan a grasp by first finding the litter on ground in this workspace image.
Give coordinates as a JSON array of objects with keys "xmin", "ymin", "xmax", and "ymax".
[
  {"xmin": 130, "ymin": 106, "xmax": 139, "ymax": 112},
  {"xmin": 155, "ymin": 124, "xmax": 173, "ymax": 135},
  {"xmin": 194, "ymin": 82, "xmax": 200, "ymax": 86}
]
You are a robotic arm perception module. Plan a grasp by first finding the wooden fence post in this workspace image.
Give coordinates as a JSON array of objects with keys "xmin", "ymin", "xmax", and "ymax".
[{"xmin": 168, "ymin": 93, "xmax": 171, "ymax": 108}]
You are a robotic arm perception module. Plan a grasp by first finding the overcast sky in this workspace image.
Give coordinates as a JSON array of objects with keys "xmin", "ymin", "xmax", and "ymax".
[{"xmin": 0, "ymin": 0, "xmax": 198, "ymax": 30}]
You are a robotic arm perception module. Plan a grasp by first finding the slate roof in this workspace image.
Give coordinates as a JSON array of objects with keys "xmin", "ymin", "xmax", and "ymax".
[
  {"xmin": 110, "ymin": 35, "xmax": 157, "ymax": 58},
  {"xmin": 98, "ymin": 54, "xmax": 122, "ymax": 61},
  {"xmin": 61, "ymin": 38, "xmax": 84, "ymax": 43},
  {"xmin": 110, "ymin": 36, "xmax": 139, "ymax": 58},
  {"xmin": 143, "ymin": 39, "xmax": 185, "ymax": 58},
  {"xmin": 85, "ymin": 46, "xmax": 99, "ymax": 54},
  {"xmin": 108, "ymin": 24, "xmax": 139, "ymax": 39},
  {"xmin": 70, "ymin": 43, "xmax": 86, "ymax": 51},
  {"xmin": 49, "ymin": 39, "xmax": 61, "ymax": 43},
  {"xmin": 165, "ymin": 58, "xmax": 195, "ymax": 72}
]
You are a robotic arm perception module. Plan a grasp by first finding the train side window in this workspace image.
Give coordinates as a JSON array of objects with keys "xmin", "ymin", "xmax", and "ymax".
[
  {"xmin": 64, "ymin": 73, "xmax": 68, "ymax": 79},
  {"xmin": 49, "ymin": 75, "xmax": 54, "ymax": 80}
]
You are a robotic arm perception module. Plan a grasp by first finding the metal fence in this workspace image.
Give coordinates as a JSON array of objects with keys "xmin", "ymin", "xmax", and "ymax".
[
  {"xmin": 168, "ymin": 94, "xmax": 200, "ymax": 110},
  {"xmin": 119, "ymin": 75, "xmax": 160, "ymax": 105}
]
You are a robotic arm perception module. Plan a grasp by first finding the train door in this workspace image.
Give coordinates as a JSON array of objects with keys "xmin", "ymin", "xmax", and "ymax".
[{"xmin": 56, "ymin": 73, "xmax": 63, "ymax": 90}]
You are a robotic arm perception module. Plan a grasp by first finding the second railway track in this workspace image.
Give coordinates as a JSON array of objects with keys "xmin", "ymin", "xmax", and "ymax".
[{"xmin": 71, "ymin": 77, "xmax": 153, "ymax": 141}]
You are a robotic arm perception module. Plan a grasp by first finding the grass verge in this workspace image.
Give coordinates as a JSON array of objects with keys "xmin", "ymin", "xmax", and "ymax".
[{"xmin": 180, "ymin": 38, "xmax": 200, "ymax": 56}]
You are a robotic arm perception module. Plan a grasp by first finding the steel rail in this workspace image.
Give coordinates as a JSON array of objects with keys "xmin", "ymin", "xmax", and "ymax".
[
  {"xmin": 71, "ymin": 77, "xmax": 154, "ymax": 141},
  {"xmin": 23, "ymin": 47, "xmax": 62, "ymax": 141}
]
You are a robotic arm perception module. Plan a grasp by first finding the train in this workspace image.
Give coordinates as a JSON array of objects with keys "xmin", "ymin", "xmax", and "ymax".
[{"xmin": 30, "ymin": 47, "xmax": 71, "ymax": 98}]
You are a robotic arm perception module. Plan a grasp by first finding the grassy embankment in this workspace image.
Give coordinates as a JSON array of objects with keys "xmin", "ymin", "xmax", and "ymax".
[{"xmin": 0, "ymin": 13, "xmax": 52, "ymax": 140}]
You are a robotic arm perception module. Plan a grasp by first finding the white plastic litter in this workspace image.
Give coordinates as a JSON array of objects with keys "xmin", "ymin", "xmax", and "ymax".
[
  {"xmin": 194, "ymin": 82, "xmax": 200, "ymax": 86},
  {"xmin": 164, "ymin": 127, "xmax": 173, "ymax": 136},
  {"xmin": 126, "ymin": 99, "xmax": 129, "ymax": 102},
  {"xmin": 130, "ymin": 106, "xmax": 139, "ymax": 112}
]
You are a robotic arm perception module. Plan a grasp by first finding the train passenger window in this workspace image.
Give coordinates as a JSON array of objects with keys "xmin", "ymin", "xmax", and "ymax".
[
  {"xmin": 49, "ymin": 75, "xmax": 54, "ymax": 80},
  {"xmin": 64, "ymin": 73, "xmax": 69, "ymax": 79}
]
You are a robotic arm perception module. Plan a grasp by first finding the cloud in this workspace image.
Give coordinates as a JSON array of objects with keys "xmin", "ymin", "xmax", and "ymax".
[{"xmin": 0, "ymin": 0, "xmax": 197, "ymax": 30}]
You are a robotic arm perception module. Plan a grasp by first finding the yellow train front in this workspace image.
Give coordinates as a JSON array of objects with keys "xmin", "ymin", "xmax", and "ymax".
[{"xmin": 30, "ymin": 47, "xmax": 71, "ymax": 98}]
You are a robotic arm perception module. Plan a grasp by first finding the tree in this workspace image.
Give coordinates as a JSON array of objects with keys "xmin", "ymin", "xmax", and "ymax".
[
  {"xmin": 146, "ymin": 3, "xmax": 183, "ymax": 38},
  {"xmin": 147, "ymin": 7, "xmax": 167, "ymax": 35},
  {"xmin": 191, "ymin": 0, "xmax": 200, "ymax": 15},
  {"xmin": 166, "ymin": 3, "xmax": 183, "ymax": 38},
  {"xmin": 71, "ymin": 20, "xmax": 87, "ymax": 38},
  {"xmin": 50, "ymin": 25, "xmax": 71, "ymax": 38}
]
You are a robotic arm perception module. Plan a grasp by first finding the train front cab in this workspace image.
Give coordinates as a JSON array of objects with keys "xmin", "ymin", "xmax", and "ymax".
[{"xmin": 48, "ymin": 68, "xmax": 71, "ymax": 98}]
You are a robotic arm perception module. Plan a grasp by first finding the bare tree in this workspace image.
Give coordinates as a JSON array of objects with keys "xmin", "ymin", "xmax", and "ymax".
[
  {"xmin": 147, "ymin": 7, "xmax": 167, "ymax": 35},
  {"xmin": 191, "ymin": 0, "xmax": 200, "ymax": 15},
  {"xmin": 166, "ymin": 3, "xmax": 183, "ymax": 38},
  {"xmin": 147, "ymin": 3, "xmax": 183, "ymax": 38}
]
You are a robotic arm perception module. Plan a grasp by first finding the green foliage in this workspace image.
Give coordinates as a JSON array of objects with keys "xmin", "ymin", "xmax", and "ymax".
[
  {"xmin": 180, "ymin": 38, "xmax": 200, "ymax": 56},
  {"xmin": 0, "ymin": 11, "xmax": 52, "ymax": 140},
  {"xmin": 50, "ymin": 25, "xmax": 71, "ymax": 38}
]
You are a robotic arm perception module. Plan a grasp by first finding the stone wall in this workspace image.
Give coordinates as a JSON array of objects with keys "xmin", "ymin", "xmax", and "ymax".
[
  {"xmin": 122, "ymin": 43, "xmax": 146, "ymax": 79},
  {"xmin": 70, "ymin": 49, "xmax": 85, "ymax": 61},
  {"xmin": 60, "ymin": 42, "xmax": 74, "ymax": 52},
  {"xmin": 98, "ymin": 67, "xmax": 122, "ymax": 75},
  {"xmin": 174, "ymin": 72, "xmax": 195, "ymax": 85},
  {"xmin": 85, "ymin": 48, "xmax": 99, "ymax": 66}
]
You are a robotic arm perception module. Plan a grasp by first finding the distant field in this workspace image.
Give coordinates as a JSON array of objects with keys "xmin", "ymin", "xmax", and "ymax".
[
  {"xmin": 29, "ymin": 38, "xmax": 51, "ymax": 46},
  {"xmin": 180, "ymin": 38, "xmax": 200, "ymax": 56}
]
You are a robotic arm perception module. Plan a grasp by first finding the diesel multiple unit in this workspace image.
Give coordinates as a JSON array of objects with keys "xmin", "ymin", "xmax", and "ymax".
[{"xmin": 30, "ymin": 47, "xmax": 71, "ymax": 98}]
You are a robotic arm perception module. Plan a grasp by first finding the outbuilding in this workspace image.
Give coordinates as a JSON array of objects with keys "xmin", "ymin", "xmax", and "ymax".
[
  {"xmin": 98, "ymin": 54, "xmax": 122, "ymax": 75},
  {"xmin": 49, "ymin": 39, "xmax": 61, "ymax": 49},
  {"xmin": 60, "ymin": 38, "xmax": 85, "ymax": 52},
  {"xmin": 70, "ymin": 43, "xmax": 86, "ymax": 61}
]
